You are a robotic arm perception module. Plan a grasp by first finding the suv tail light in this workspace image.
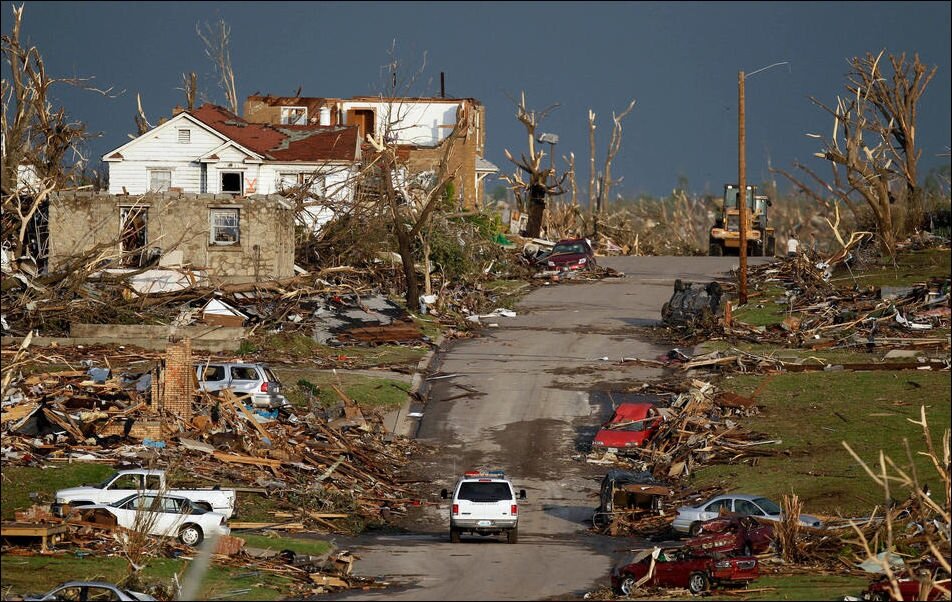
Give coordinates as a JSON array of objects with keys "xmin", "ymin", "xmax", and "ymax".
[
  {"xmin": 511, "ymin": 504, "xmax": 518, "ymax": 515},
  {"xmin": 452, "ymin": 504, "xmax": 459, "ymax": 516},
  {"xmin": 260, "ymin": 382, "xmax": 269, "ymax": 393}
]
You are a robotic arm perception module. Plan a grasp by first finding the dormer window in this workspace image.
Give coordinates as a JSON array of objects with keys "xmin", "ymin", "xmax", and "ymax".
[
  {"xmin": 280, "ymin": 107, "xmax": 307, "ymax": 125},
  {"xmin": 178, "ymin": 129, "xmax": 191, "ymax": 144}
]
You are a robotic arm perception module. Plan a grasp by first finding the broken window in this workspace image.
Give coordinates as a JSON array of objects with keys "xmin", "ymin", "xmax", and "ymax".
[
  {"xmin": 220, "ymin": 171, "xmax": 243, "ymax": 195},
  {"xmin": 210, "ymin": 209, "xmax": 239, "ymax": 245},
  {"xmin": 230, "ymin": 366, "xmax": 258, "ymax": 380},
  {"xmin": 178, "ymin": 128, "xmax": 191, "ymax": 144},
  {"xmin": 119, "ymin": 206, "xmax": 148, "ymax": 267},
  {"xmin": 149, "ymin": 169, "xmax": 171, "ymax": 192},
  {"xmin": 280, "ymin": 106, "xmax": 307, "ymax": 125}
]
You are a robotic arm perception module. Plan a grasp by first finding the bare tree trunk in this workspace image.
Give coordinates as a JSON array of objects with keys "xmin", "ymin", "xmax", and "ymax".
[{"xmin": 525, "ymin": 183, "xmax": 547, "ymax": 238}]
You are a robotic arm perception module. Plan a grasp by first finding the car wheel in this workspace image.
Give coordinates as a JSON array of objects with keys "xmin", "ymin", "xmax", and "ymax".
[
  {"xmin": 449, "ymin": 526, "xmax": 460, "ymax": 544},
  {"xmin": 507, "ymin": 527, "xmax": 518, "ymax": 544},
  {"xmin": 618, "ymin": 575, "xmax": 637, "ymax": 596},
  {"xmin": 178, "ymin": 524, "xmax": 204, "ymax": 547},
  {"xmin": 689, "ymin": 521, "xmax": 703, "ymax": 536},
  {"xmin": 687, "ymin": 572, "xmax": 709, "ymax": 595}
]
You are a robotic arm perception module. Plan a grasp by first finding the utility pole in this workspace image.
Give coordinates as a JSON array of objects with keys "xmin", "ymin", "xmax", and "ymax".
[{"xmin": 738, "ymin": 70, "xmax": 748, "ymax": 305}]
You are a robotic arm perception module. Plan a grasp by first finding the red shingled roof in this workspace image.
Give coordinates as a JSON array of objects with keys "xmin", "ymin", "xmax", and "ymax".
[{"xmin": 191, "ymin": 104, "xmax": 358, "ymax": 162}]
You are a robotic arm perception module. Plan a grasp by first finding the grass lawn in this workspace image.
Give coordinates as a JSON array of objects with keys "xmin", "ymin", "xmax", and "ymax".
[
  {"xmin": 242, "ymin": 332, "xmax": 429, "ymax": 368},
  {"xmin": 274, "ymin": 368, "xmax": 410, "ymax": 410},
  {"xmin": 0, "ymin": 553, "xmax": 297, "ymax": 600},
  {"xmin": 1, "ymin": 463, "xmax": 116, "ymax": 520},
  {"xmin": 699, "ymin": 340, "xmax": 949, "ymax": 366},
  {"xmin": 710, "ymin": 573, "xmax": 870, "ymax": 601},
  {"xmin": 692, "ymin": 370, "xmax": 951, "ymax": 517},
  {"xmin": 238, "ymin": 533, "xmax": 332, "ymax": 556}
]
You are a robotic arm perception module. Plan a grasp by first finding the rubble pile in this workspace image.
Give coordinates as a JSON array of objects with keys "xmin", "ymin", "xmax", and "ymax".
[
  {"xmin": 589, "ymin": 380, "xmax": 778, "ymax": 481},
  {"xmin": 1, "ymin": 343, "xmax": 430, "ymax": 530}
]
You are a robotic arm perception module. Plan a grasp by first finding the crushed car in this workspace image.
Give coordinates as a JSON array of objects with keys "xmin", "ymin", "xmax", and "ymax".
[
  {"xmin": 195, "ymin": 361, "xmax": 289, "ymax": 409},
  {"xmin": 611, "ymin": 546, "xmax": 759, "ymax": 595},
  {"xmin": 77, "ymin": 493, "xmax": 230, "ymax": 546},
  {"xmin": 861, "ymin": 560, "xmax": 951, "ymax": 601},
  {"xmin": 592, "ymin": 403, "xmax": 664, "ymax": 452},
  {"xmin": 684, "ymin": 515, "xmax": 775, "ymax": 557},
  {"xmin": 593, "ymin": 469, "xmax": 673, "ymax": 528}
]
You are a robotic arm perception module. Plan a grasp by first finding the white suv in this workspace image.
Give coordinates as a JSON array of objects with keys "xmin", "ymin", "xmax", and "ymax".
[{"xmin": 441, "ymin": 471, "xmax": 526, "ymax": 544}]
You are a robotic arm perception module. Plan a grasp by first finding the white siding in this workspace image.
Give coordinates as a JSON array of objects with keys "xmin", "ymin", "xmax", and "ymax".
[
  {"xmin": 107, "ymin": 116, "xmax": 227, "ymax": 194},
  {"xmin": 342, "ymin": 101, "xmax": 459, "ymax": 147}
]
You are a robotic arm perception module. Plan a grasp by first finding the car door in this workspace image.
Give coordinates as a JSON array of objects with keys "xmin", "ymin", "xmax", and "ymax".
[
  {"xmin": 155, "ymin": 497, "xmax": 188, "ymax": 537},
  {"xmin": 700, "ymin": 498, "xmax": 732, "ymax": 521},
  {"xmin": 228, "ymin": 365, "xmax": 259, "ymax": 397}
]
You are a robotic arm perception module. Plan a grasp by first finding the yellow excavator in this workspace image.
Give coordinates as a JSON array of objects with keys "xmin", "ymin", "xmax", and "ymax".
[{"xmin": 708, "ymin": 184, "xmax": 776, "ymax": 256}]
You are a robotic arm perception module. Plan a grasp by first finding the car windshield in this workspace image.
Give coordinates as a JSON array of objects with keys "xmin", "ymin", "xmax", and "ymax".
[
  {"xmin": 457, "ymin": 482, "xmax": 512, "ymax": 502},
  {"xmin": 552, "ymin": 242, "xmax": 586, "ymax": 255},
  {"xmin": 607, "ymin": 420, "xmax": 648, "ymax": 432},
  {"xmin": 753, "ymin": 497, "xmax": 782, "ymax": 514},
  {"xmin": 110, "ymin": 493, "xmax": 139, "ymax": 508},
  {"xmin": 94, "ymin": 473, "xmax": 118, "ymax": 489}
]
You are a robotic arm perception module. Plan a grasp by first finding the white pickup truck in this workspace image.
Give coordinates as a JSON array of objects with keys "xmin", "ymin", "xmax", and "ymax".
[
  {"xmin": 441, "ymin": 470, "xmax": 526, "ymax": 544},
  {"xmin": 54, "ymin": 469, "xmax": 236, "ymax": 519}
]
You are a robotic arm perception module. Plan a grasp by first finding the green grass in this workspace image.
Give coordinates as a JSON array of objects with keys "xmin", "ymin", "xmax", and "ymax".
[
  {"xmin": 0, "ymin": 554, "xmax": 296, "ymax": 601},
  {"xmin": 273, "ymin": 368, "xmax": 410, "ymax": 410},
  {"xmin": 710, "ymin": 573, "xmax": 870, "ymax": 601},
  {"xmin": 238, "ymin": 533, "xmax": 332, "ymax": 557},
  {"xmin": 833, "ymin": 248, "xmax": 951, "ymax": 288},
  {"xmin": 1, "ymin": 464, "xmax": 115, "ymax": 519},
  {"xmin": 733, "ymin": 285, "xmax": 788, "ymax": 327},
  {"xmin": 692, "ymin": 371, "xmax": 951, "ymax": 516},
  {"xmin": 699, "ymin": 340, "xmax": 947, "ymax": 366},
  {"xmin": 247, "ymin": 332, "xmax": 428, "ymax": 368}
]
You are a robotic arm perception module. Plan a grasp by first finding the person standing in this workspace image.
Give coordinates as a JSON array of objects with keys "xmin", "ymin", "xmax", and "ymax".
[{"xmin": 786, "ymin": 234, "xmax": 799, "ymax": 257}]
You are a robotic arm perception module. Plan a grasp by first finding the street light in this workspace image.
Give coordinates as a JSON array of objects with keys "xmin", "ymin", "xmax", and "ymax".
[
  {"xmin": 738, "ymin": 61, "xmax": 789, "ymax": 305},
  {"xmin": 537, "ymin": 132, "xmax": 559, "ymax": 176}
]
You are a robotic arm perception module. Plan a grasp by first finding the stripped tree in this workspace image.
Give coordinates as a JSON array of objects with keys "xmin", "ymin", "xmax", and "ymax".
[
  {"xmin": 588, "ymin": 99, "xmax": 637, "ymax": 220},
  {"xmin": 197, "ymin": 19, "xmax": 239, "ymax": 115},
  {"xmin": 503, "ymin": 92, "xmax": 566, "ymax": 238},
  {"xmin": 1, "ymin": 3, "xmax": 113, "ymax": 264},
  {"xmin": 781, "ymin": 51, "xmax": 937, "ymax": 258}
]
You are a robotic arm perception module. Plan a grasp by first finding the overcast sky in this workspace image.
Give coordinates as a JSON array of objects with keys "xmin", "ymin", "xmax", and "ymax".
[{"xmin": 3, "ymin": 1, "xmax": 950, "ymax": 199}]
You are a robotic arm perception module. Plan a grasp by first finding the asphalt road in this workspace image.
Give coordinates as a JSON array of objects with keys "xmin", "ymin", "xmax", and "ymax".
[{"xmin": 333, "ymin": 256, "xmax": 768, "ymax": 601}]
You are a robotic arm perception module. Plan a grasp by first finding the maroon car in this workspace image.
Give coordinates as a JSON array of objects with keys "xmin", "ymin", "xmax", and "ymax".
[
  {"xmin": 611, "ymin": 548, "xmax": 759, "ymax": 595},
  {"xmin": 540, "ymin": 238, "xmax": 597, "ymax": 271},
  {"xmin": 686, "ymin": 515, "xmax": 775, "ymax": 557},
  {"xmin": 863, "ymin": 562, "xmax": 951, "ymax": 601}
]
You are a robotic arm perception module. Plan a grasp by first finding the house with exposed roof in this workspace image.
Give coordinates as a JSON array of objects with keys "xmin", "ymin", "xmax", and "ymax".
[
  {"xmin": 243, "ymin": 95, "xmax": 497, "ymax": 209},
  {"xmin": 103, "ymin": 104, "xmax": 360, "ymax": 203}
]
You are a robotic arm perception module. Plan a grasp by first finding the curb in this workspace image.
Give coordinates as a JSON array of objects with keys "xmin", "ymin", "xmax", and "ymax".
[{"xmin": 385, "ymin": 333, "xmax": 445, "ymax": 439}]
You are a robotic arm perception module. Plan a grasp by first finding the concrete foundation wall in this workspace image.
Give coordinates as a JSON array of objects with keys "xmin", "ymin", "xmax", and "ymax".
[{"xmin": 49, "ymin": 191, "xmax": 295, "ymax": 284}]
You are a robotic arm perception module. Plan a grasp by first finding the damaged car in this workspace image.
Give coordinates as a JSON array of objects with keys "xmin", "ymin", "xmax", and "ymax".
[
  {"xmin": 673, "ymin": 493, "xmax": 823, "ymax": 535},
  {"xmin": 611, "ymin": 547, "xmax": 759, "ymax": 595},
  {"xmin": 537, "ymin": 237, "xmax": 597, "ymax": 271},
  {"xmin": 685, "ymin": 515, "xmax": 776, "ymax": 557},
  {"xmin": 592, "ymin": 403, "xmax": 664, "ymax": 452},
  {"xmin": 861, "ymin": 560, "xmax": 951, "ymax": 601}
]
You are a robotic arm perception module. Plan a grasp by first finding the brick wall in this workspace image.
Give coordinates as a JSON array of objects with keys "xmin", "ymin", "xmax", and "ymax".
[{"xmin": 162, "ymin": 338, "xmax": 193, "ymax": 417}]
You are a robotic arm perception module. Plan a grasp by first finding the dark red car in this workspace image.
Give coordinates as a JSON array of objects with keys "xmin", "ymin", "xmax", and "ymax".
[
  {"xmin": 611, "ymin": 548, "xmax": 759, "ymax": 595},
  {"xmin": 540, "ymin": 238, "xmax": 597, "ymax": 271},
  {"xmin": 592, "ymin": 403, "xmax": 663, "ymax": 451},
  {"xmin": 862, "ymin": 562, "xmax": 951, "ymax": 601},
  {"xmin": 685, "ymin": 515, "xmax": 775, "ymax": 557}
]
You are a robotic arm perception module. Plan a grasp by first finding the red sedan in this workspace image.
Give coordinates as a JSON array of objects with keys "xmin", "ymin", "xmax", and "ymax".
[
  {"xmin": 611, "ymin": 548, "xmax": 759, "ymax": 595},
  {"xmin": 592, "ymin": 403, "xmax": 663, "ymax": 451},
  {"xmin": 685, "ymin": 515, "xmax": 775, "ymax": 557}
]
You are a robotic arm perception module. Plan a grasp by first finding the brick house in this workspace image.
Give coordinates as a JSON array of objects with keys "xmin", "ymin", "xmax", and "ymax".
[{"xmin": 243, "ymin": 95, "xmax": 498, "ymax": 209}]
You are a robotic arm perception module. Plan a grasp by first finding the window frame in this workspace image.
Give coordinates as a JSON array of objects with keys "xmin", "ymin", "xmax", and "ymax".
[
  {"xmin": 220, "ymin": 170, "xmax": 244, "ymax": 195},
  {"xmin": 148, "ymin": 169, "xmax": 172, "ymax": 193},
  {"xmin": 280, "ymin": 106, "xmax": 308, "ymax": 125},
  {"xmin": 209, "ymin": 208, "xmax": 240, "ymax": 246}
]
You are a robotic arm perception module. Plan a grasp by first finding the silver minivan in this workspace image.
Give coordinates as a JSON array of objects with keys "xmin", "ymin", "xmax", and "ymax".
[{"xmin": 195, "ymin": 362, "xmax": 289, "ymax": 409}]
